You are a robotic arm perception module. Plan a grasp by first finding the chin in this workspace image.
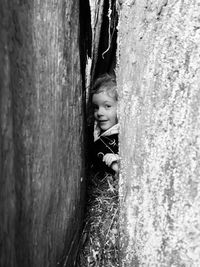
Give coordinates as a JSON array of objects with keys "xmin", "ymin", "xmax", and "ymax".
[
  {"xmin": 100, "ymin": 125, "xmax": 111, "ymax": 132},
  {"xmin": 100, "ymin": 128, "xmax": 108, "ymax": 132},
  {"xmin": 99, "ymin": 125, "xmax": 107, "ymax": 131},
  {"xmin": 99, "ymin": 121, "xmax": 116, "ymax": 132}
]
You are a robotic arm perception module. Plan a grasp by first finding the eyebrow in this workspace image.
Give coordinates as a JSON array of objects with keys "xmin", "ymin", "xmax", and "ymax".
[
  {"xmin": 92, "ymin": 101, "xmax": 115, "ymax": 106},
  {"xmin": 103, "ymin": 100, "xmax": 113, "ymax": 103}
]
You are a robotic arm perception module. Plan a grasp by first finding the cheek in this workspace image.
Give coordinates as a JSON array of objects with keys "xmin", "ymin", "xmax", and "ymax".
[
  {"xmin": 111, "ymin": 111, "xmax": 117, "ymax": 122},
  {"xmin": 94, "ymin": 111, "xmax": 98, "ymax": 118}
]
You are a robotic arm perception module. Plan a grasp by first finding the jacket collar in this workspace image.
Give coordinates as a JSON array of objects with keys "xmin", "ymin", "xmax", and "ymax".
[{"xmin": 94, "ymin": 123, "xmax": 119, "ymax": 142}]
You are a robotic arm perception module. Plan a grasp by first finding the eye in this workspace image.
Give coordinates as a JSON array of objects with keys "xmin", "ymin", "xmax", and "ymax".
[{"xmin": 105, "ymin": 104, "xmax": 111, "ymax": 109}]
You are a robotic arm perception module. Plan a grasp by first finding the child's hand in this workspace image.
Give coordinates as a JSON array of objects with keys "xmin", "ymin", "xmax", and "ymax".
[{"xmin": 103, "ymin": 153, "xmax": 119, "ymax": 167}]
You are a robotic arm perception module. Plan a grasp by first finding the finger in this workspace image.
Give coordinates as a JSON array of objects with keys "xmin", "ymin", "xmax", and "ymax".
[
  {"xmin": 108, "ymin": 157, "xmax": 116, "ymax": 166},
  {"xmin": 104, "ymin": 156, "xmax": 113, "ymax": 166}
]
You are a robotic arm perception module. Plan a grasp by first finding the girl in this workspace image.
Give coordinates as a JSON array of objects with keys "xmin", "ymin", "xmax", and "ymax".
[
  {"xmin": 91, "ymin": 74, "xmax": 119, "ymax": 174},
  {"xmin": 77, "ymin": 74, "xmax": 119, "ymax": 267}
]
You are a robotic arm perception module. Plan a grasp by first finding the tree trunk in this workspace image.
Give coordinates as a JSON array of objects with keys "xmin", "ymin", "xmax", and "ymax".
[
  {"xmin": 118, "ymin": 0, "xmax": 200, "ymax": 266},
  {"xmin": 0, "ymin": 1, "xmax": 86, "ymax": 266}
]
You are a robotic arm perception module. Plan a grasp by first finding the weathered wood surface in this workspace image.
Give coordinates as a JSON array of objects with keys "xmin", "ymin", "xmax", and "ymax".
[
  {"xmin": 0, "ymin": 1, "xmax": 85, "ymax": 266},
  {"xmin": 118, "ymin": 0, "xmax": 200, "ymax": 266}
]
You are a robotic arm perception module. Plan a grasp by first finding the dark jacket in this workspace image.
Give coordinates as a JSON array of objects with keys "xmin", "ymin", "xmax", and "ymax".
[{"xmin": 92, "ymin": 133, "xmax": 118, "ymax": 174}]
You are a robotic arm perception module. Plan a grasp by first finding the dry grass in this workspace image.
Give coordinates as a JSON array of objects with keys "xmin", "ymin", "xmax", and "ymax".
[{"xmin": 76, "ymin": 171, "xmax": 119, "ymax": 267}]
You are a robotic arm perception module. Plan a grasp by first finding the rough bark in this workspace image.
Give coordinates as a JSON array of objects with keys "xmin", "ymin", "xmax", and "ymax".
[
  {"xmin": 0, "ymin": 1, "xmax": 16, "ymax": 266},
  {"xmin": 117, "ymin": 0, "xmax": 200, "ymax": 266},
  {"xmin": 0, "ymin": 1, "xmax": 85, "ymax": 267}
]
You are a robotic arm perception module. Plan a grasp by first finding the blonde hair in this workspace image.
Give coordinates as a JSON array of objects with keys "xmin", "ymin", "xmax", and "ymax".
[{"xmin": 91, "ymin": 73, "xmax": 118, "ymax": 100}]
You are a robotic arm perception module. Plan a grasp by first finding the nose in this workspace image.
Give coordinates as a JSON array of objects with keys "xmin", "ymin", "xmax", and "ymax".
[{"xmin": 97, "ymin": 107, "xmax": 104, "ymax": 117}]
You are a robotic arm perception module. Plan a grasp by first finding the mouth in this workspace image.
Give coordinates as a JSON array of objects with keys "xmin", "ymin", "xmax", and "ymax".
[{"xmin": 98, "ymin": 120, "xmax": 108, "ymax": 123}]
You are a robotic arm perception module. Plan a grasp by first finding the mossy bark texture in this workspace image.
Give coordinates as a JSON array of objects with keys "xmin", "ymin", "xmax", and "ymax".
[
  {"xmin": 0, "ymin": 1, "xmax": 84, "ymax": 267},
  {"xmin": 117, "ymin": 0, "xmax": 200, "ymax": 266}
]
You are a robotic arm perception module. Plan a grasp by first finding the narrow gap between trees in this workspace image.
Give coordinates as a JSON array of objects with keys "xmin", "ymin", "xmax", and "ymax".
[{"xmin": 75, "ymin": 1, "xmax": 120, "ymax": 266}]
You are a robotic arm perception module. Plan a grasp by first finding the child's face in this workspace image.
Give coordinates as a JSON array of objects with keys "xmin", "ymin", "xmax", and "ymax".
[{"xmin": 92, "ymin": 91, "xmax": 117, "ymax": 132}]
